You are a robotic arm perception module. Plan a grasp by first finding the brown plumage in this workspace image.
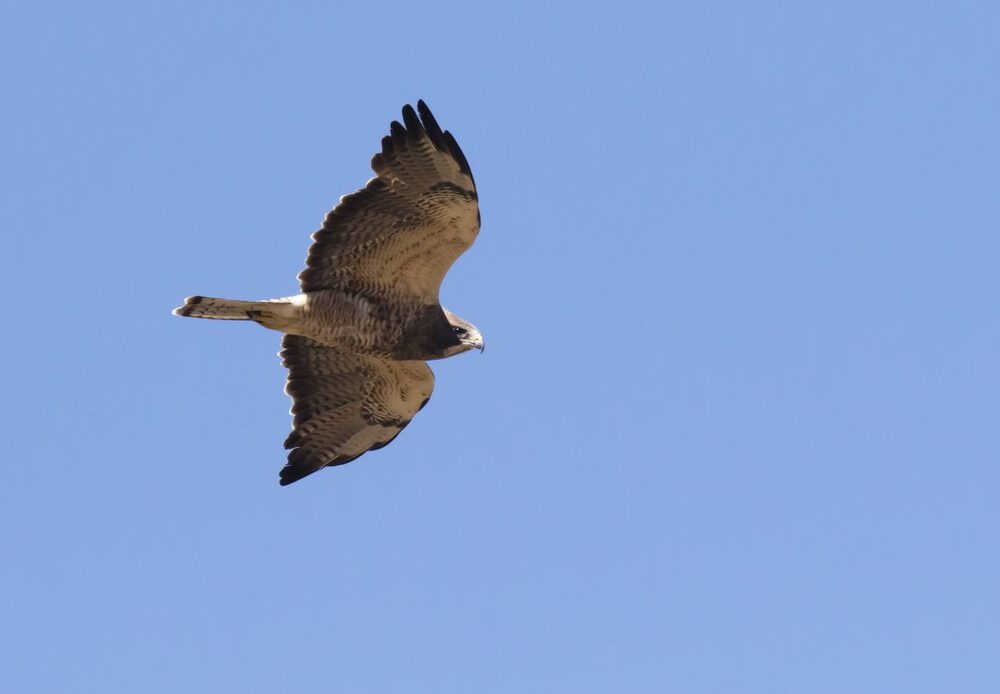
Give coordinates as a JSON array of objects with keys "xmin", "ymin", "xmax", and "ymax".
[{"xmin": 173, "ymin": 101, "xmax": 483, "ymax": 485}]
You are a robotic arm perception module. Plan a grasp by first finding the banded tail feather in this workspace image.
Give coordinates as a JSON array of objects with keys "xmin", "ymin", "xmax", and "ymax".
[{"xmin": 173, "ymin": 296, "xmax": 285, "ymax": 320}]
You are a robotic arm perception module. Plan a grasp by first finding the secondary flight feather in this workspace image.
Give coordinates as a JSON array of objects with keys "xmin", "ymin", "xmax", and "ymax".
[{"xmin": 173, "ymin": 101, "xmax": 483, "ymax": 485}]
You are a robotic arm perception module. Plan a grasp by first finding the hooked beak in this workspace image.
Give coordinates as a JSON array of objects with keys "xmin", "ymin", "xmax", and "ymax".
[{"xmin": 468, "ymin": 332, "xmax": 485, "ymax": 354}]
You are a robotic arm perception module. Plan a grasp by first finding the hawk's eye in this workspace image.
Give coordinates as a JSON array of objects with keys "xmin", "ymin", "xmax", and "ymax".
[{"xmin": 452, "ymin": 326, "xmax": 466, "ymax": 335}]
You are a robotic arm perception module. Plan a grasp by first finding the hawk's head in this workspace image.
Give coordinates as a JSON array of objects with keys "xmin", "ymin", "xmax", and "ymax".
[{"xmin": 442, "ymin": 310, "xmax": 484, "ymax": 357}]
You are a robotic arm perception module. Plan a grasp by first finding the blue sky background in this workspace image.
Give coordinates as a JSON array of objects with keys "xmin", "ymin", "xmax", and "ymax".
[{"xmin": 2, "ymin": 1, "xmax": 998, "ymax": 692}]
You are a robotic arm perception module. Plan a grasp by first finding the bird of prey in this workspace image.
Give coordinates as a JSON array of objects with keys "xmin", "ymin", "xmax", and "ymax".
[{"xmin": 173, "ymin": 101, "xmax": 483, "ymax": 485}]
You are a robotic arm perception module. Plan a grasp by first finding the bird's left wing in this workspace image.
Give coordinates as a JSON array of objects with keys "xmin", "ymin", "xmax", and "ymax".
[{"xmin": 278, "ymin": 335, "xmax": 434, "ymax": 485}]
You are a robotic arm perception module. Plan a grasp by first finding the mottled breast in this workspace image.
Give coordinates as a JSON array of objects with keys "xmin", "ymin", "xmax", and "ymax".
[{"xmin": 296, "ymin": 290, "xmax": 459, "ymax": 360}]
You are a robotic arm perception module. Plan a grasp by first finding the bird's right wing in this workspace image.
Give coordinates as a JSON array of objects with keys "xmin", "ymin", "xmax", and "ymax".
[
  {"xmin": 279, "ymin": 335, "xmax": 434, "ymax": 485},
  {"xmin": 297, "ymin": 101, "xmax": 480, "ymax": 302}
]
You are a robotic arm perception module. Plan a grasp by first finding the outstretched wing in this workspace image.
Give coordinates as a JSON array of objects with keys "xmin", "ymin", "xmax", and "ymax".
[
  {"xmin": 298, "ymin": 100, "xmax": 479, "ymax": 300},
  {"xmin": 279, "ymin": 335, "xmax": 435, "ymax": 486}
]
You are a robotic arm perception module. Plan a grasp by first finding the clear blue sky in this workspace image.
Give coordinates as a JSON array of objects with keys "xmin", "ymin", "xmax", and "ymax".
[{"xmin": 2, "ymin": 1, "xmax": 998, "ymax": 692}]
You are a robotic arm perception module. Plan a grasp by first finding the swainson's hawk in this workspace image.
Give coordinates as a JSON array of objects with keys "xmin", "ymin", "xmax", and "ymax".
[{"xmin": 174, "ymin": 101, "xmax": 482, "ymax": 485}]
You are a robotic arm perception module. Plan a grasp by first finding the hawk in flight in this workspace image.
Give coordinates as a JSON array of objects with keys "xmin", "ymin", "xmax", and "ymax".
[{"xmin": 174, "ymin": 101, "xmax": 483, "ymax": 485}]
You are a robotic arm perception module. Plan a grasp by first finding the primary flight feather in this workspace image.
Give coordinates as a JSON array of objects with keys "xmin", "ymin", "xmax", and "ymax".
[{"xmin": 173, "ymin": 101, "xmax": 483, "ymax": 485}]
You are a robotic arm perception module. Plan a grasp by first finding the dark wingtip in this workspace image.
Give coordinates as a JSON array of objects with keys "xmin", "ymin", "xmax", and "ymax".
[
  {"xmin": 416, "ymin": 100, "xmax": 447, "ymax": 150},
  {"xmin": 380, "ymin": 134, "xmax": 394, "ymax": 152},
  {"xmin": 372, "ymin": 101, "xmax": 474, "ymax": 184},
  {"xmin": 413, "ymin": 101, "xmax": 474, "ymax": 183},
  {"xmin": 401, "ymin": 104, "xmax": 423, "ymax": 139},
  {"xmin": 389, "ymin": 120, "xmax": 406, "ymax": 145},
  {"xmin": 278, "ymin": 463, "xmax": 316, "ymax": 486},
  {"xmin": 443, "ymin": 130, "xmax": 474, "ymax": 182}
]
